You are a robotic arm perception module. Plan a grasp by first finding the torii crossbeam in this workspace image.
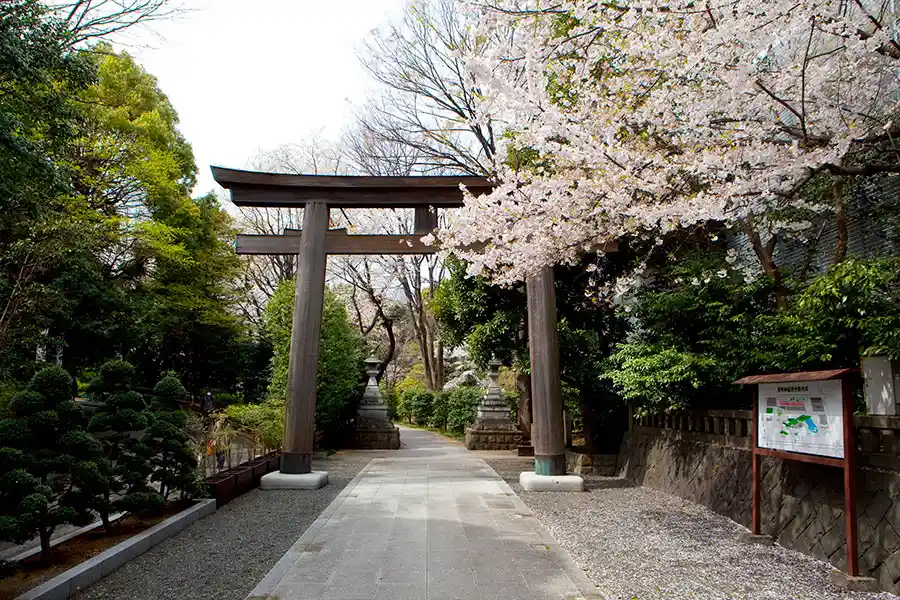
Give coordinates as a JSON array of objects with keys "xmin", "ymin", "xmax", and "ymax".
[{"xmin": 214, "ymin": 166, "xmax": 614, "ymax": 489}]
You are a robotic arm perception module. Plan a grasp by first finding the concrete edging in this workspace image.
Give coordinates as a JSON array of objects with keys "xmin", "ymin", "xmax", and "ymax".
[{"xmin": 16, "ymin": 499, "xmax": 216, "ymax": 600}]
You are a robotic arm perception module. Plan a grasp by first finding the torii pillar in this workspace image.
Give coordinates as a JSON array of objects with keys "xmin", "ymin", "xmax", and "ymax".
[
  {"xmin": 281, "ymin": 202, "xmax": 329, "ymax": 477},
  {"xmin": 520, "ymin": 266, "xmax": 585, "ymax": 491}
]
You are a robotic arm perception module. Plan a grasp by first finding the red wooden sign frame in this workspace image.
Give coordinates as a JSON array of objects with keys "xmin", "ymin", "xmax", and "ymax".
[{"xmin": 735, "ymin": 369, "xmax": 859, "ymax": 577}]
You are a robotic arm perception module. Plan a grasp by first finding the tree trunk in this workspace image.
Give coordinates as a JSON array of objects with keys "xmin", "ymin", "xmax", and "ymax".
[
  {"xmin": 101, "ymin": 492, "xmax": 111, "ymax": 530},
  {"xmin": 377, "ymin": 316, "xmax": 395, "ymax": 381},
  {"xmin": 834, "ymin": 178, "xmax": 848, "ymax": 264},
  {"xmin": 741, "ymin": 216, "xmax": 789, "ymax": 310},
  {"xmin": 435, "ymin": 338, "xmax": 444, "ymax": 390},
  {"xmin": 516, "ymin": 371, "xmax": 532, "ymax": 443},
  {"xmin": 39, "ymin": 526, "xmax": 53, "ymax": 564}
]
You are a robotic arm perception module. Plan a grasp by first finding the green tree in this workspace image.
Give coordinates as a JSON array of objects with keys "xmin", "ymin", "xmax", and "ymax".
[
  {"xmin": 85, "ymin": 360, "xmax": 161, "ymax": 529},
  {"xmin": 143, "ymin": 374, "xmax": 197, "ymax": 502},
  {"xmin": 0, "ymin": 366, "xmax": 101, "ymax": 561},
  {"xmin": 432, "ymin": 254, "xmax": 630, "ymax": 452},
  {"xmin": 0, "ymin": 1, "xmax": 97, "ymax": 377},
  {"xmin": 265, "ymin": 282, "xmax": 367, "ymax": 446}
]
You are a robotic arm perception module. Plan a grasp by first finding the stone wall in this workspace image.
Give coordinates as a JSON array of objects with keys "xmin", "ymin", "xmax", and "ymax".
[
  {"xmin": 465, "ymin": 426, "xmax": 519, "ymax": 450},
  {"xmin": 618, "ymin": 411, "xmax": 900, "ymax": 594}
]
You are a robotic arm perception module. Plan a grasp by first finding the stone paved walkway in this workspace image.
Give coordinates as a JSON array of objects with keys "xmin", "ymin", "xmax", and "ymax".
[{"xmin": 246, "ymin": 427, "xmax": 602, "ymax": 600}]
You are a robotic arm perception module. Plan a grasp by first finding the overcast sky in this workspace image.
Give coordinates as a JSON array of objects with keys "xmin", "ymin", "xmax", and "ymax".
[{"xmin": 116, "ymin": 0, "xmax": 405, "ymax": 197}]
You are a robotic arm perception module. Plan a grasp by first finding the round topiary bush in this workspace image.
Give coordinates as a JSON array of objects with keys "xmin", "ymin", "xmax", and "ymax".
[
  {"xmin": 29, "ymin": 366, "xmax": 75, "ymax": 402},
  {"xmin": 97, "ymin": 360, "xmax": 135, "ymax": 390}
]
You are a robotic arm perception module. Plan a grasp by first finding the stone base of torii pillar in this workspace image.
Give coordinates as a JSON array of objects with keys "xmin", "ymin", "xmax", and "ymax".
[{"xmin": 351, "ymin": 356, "xmax": 400, "ymax": 450}]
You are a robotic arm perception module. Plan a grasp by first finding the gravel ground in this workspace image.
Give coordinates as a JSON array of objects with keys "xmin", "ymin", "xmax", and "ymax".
[
  {"xmin": 484, "ymin": 456, "xmax": 898, "ymax": 600},
  {"xmin": 73, "ymin": 454, "xmax": 371, "ymax": 600}
]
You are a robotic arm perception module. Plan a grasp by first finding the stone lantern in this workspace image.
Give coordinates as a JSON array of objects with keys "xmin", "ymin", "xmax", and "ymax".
[
  {"xmin": 465, "ymin": 359, "xmax": 520, "ymax": 450},
  {"xmin": 353, "ymin": 355, "xmax": 400, "ymax": 449}
]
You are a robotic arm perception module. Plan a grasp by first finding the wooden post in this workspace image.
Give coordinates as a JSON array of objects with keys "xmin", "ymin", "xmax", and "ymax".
[
  {"xmin": 526, "ymin": 266, "xmax": 566, "ymax": 476},
  {"xmin": 842, "ymin": 376, "xmax": 860, "ymax": 576},
  {"xmin": 413, "ymin": 206, "xmax": 437, "ymax": 234},
  {"xmin": 751, "ymin": 386, "xmax": 761, "ymax": 535},
  {"xmin": 281, "ymin": 202, "xmax": 329, "ymax": 475}
]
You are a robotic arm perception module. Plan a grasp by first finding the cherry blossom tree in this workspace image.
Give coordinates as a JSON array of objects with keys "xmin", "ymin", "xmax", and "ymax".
[{"xmin": 439, "ymin": 0, "xmax": 900, "ymax": 288}]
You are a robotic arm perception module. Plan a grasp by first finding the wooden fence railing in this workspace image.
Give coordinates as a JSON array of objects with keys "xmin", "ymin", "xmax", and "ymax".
[{"xmin": 634, "ymin": 410, "xmax": 900, "ymax": 471}]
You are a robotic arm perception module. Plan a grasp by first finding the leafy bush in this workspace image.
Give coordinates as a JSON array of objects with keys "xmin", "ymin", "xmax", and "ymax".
[
  {"xmin": 446, "ymin": 386, "xmax": 482, "ymax": 432},
  {"xmin": 604, "ymin": 252, "xmax": 831, "ymax": 413},
  {"xmin": 395, "ymin": 388, "xmax": 413, "ymax": 423},
  {"xmin": 265, "ymin": 282, "xmax": 368, "ymax": 447},
  {"xmin": 796, "ymin": 257, "xmax": 900, "ymax": 359},
  {"xmin": 396, "ymin": 364, "xmax": 426, "ymax": 395},
  {"xmin": 410, "ymin": 390, "xmax": 434, "ymax": 425},
  {"xmin": 226, "ymin": 400, "xmax": 284, "ymax": 452},
  {"xmin": 428, "ymin": 392, "xmax": 449, "ymax": 429},
  {"xmin": 211, "ymin": 392, "xmax": 240, "ymax": 409}
]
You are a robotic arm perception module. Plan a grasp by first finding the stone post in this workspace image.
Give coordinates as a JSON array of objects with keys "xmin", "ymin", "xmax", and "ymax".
[
  {"xmin": 465, "ymin": 360, "xmax": 520, "ymax": 450},
  {"xmin": 353, "ymin": 356, "xmax": 400, "ymax": 449}
]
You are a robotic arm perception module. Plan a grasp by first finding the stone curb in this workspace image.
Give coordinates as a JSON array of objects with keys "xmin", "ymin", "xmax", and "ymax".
[
  {"xmin": 16, "ymin": 499, "xmax": 216, "ymax": 600},
  {"xmin": 487, "ymin": 465, "xmax": 608, "ymax": 600},
  {"xmin": 244, "ymin": 458, "xmax": 376, "ymax": 599},
  {"xmin": 2, "ymin": 513, "xmax": 126, "ymax": 563}
]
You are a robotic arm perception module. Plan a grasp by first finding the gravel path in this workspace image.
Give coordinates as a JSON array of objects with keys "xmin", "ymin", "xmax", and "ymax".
[
  {"xmin": 73, "ymin": 454, "xmax": 371, "ymax": 600},
  {"xmin": 484, "ymin": 456, "xmax": 899, "ymax": 600}
]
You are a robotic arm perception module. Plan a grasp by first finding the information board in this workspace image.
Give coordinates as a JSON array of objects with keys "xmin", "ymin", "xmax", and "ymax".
[{"xmin": 757, "ymin": 379, "xmax": 844, "ymax": 458}]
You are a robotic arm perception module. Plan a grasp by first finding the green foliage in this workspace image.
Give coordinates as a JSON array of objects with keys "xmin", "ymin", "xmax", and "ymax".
[
  {"xmin": 0, "ymin": 13, "xmax": 251, "ymax": 400},
  {"xmin": 0, "ymin": 366, "xmax": 100, "ymax": 561},
  {"xmin": 265, "ymin": 282, "xmax": 368, "ymax": 446},
  {"xmin": 143, "ymin": 373, "xmax": 197, "ymax": 501},
  {"xmin": 397, "ymin": 389, "xmax": 434, "ymax": 425},
  {"xmin": 428, "ymin": 392, "xmax": 449, "ymax": 429},
  {"xmin": 226, "ymin": 400, "xmax": 284, "ymax": 452},
  {"xmin": 85, "ymin": 361, "xmax": 160, "ymax": 528},
  {"xmin": 795, "ymin": 257, "xmax": 900, "ymax": 359},
  {"xmin": 396, "ymin": 363, "xmax": 427, "ymax": 395},
  {"xmin": 153, "ymin": 376, "xmax": 188, "ymax": 406},
  {"xmin": 445, "ymin": 386, "xmax": 482, "ymax": 433},
  {"xmin": 395, "ymin": 388, "xmax": 412, "ymax": 423},
  {"xmin": 432, "ymin": 257, "xmax": 527, "ymax": 368},
  {"xmin": 604, "ymin": 251, "xmax": 833, "ymax": 413}
]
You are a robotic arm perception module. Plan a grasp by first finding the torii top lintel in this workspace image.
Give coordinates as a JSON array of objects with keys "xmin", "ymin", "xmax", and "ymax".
[{"xmin": 211, "ymin": 166, "xmax": 495, "ymax": 208}]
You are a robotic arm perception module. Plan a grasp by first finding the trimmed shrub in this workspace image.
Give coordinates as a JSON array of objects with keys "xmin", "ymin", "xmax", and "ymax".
[
  {"xmin": 446, "ymin": 386, "xmax": 482, "ymax": 433},
  {"xmin": 428, "ymin": 391, "xmax": 449, "ymax": 429},
  {"xmin": 0, "ymin": 366, "xmax": 101, "ymax": 561},
  {"xmin": 409, "ymin": 390, "xmax": 434, "ymax": 425}
]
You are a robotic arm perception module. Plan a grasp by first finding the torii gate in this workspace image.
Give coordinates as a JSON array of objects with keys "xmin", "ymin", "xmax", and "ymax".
[{"xmin": 213, "ymin": 166, "xmax": 610, "ymax": 490}]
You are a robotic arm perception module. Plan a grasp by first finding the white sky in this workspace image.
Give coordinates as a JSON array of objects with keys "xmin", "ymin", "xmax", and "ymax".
[{"xmin": 116, "ymin": 0, "xmax": 406, "ymax": 197}]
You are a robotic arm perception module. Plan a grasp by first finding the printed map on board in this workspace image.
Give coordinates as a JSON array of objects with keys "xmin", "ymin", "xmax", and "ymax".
[{"xmin": 757, "ymin": 380, "xmax": 844, "ymax": 459}]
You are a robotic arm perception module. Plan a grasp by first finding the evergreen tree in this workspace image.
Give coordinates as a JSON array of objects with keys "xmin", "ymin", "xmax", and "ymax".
[
  {"xmin": 144, "ymin": 375, "xmax": 197, "ymax": 502},
  {"xmin": 85, "ymin": 360, "xmax": 161, "ymax": 529},
  {"xmin": 0, "ymin": 366, "xmax": 100, "ymax": 561}
]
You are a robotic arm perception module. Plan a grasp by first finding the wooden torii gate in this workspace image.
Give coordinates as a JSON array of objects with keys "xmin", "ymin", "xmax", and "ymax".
[{"xmin": 213, "ymin": 166, "xmax": 610, "ymax": 489}]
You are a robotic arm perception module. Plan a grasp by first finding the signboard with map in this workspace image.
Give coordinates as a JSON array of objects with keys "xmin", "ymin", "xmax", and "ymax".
[{"xmin": 757, "ymin": 379, "xmax": 844, "ymax": 459}]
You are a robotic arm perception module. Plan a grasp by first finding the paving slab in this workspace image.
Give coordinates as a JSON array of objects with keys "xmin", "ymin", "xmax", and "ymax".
[{"xmin": 246, "ymin": 427, "xmax": 603, "ymax": 600}]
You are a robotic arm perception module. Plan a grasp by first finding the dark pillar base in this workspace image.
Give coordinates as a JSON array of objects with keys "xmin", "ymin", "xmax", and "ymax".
[
  {"xmin": 280, "ymin": 451, "xmax": 312, "ymax": 475},
  {"xmin": 535, "ymin": 453, "xmax": 566, "ymax": 476}
]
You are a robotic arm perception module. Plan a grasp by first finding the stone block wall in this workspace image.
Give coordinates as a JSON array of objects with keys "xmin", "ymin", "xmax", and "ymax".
[
  {"xmin": 619, "ymin": 412, "xmax": 900, "ymax": 594},
  {"xmin": 351, "ymin": 427, "xmax": 401, "ymax": 450},
  {"xmin": 465, "ymin": 427, "xmax": 520, "ymax": 450},
  {"xmin": 565, "ymin": 449, "xmax": 617, "ymax": 475}
]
